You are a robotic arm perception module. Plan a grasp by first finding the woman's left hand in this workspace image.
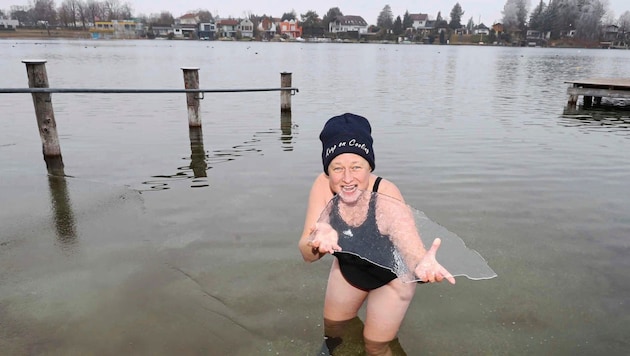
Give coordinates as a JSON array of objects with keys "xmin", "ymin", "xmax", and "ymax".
[{"xmin": 414, "ymin": 238, "xmax": 456, "ymax": 284}]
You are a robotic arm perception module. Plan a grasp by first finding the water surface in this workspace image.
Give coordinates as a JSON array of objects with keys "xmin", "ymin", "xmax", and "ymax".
[{"xmin": 1, "ymin": 39, "xmax": 629, "ymax": 355}]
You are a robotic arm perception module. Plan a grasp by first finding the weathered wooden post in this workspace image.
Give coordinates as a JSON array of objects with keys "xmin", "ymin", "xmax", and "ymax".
[
  {"xmin": 181, "ymin": 67, "xmax": 201, "ymax": 127},
  {"xmin": 567, "ymin": 83, "xmax": 579, "ymax": 108},
  {"xmin": 23, "ymin": 59, "xmax": 65, "ymax": 171},
  {"xmin": 281, "ymin": 72, "xmax": 292, "ymax": 112}
]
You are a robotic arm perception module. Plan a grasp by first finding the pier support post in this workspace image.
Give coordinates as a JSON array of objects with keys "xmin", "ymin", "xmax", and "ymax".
[
  {"xmin": 281, "ymin": 72, "xmax": 292, "ymax": 112},
  {"xmin": 23, "ymin": 59, "xmax": 64, "ymax": 169},
  {"xmin": 182, "ymin": 67, "xmax": 201, "ymax": 127},
  {"xmin": 584, "ymin": 96, "xmax": 592, "ymax": 107},
  {"xmin": 568, "ymin": 83, "xmax": 578, "ymax": 108}
]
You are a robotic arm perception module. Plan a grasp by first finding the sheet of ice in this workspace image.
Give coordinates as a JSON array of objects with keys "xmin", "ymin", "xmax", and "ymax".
[{"xmin": 313, "ymin": 191, "xmax": 497, "ymax": 282}]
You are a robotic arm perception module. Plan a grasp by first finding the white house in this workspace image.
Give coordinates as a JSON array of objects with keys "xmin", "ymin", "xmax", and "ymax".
[
  {"xmin": 238, "ymin": 19, "xmax": 254, "ymax": 38},
  {"xmin": 409, "ymin": 13, "xmax": 429, "ymax": 30},
  {"xmin": 329, "ymin": 15, "xmax": 368, "ymax": 34},
  {"xmin": 0, "ymin": 18, "xmax": 20, "ymax": 29}
]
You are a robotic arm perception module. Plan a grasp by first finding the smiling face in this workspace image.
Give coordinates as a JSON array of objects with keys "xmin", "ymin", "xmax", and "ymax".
[{"xmin": 327, "ymin": 153, "xmax": 371, "ymax": 203}]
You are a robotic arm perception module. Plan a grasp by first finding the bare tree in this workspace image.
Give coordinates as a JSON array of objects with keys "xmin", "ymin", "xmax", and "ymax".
[
  {"xmin": 58, "ymin": 0, "xmax": 80, "ymax": 28},
  {"xmin": 619, "ymin": 11, "xmax": 630, "ymax": 35},
  {"xmin": 502, "ymin": 0, "xmax": 529, "ymax": 31},
  {"xmin": 576, "ymin": 0, "xmax": 606, "ymax": 40},
  {"xmin": 32, "ymin": 0, "xmax": 57, "ymax": 26},
  {"xmin": 85, "ymin": 0, "xmax": 103, "ymax": 25}
]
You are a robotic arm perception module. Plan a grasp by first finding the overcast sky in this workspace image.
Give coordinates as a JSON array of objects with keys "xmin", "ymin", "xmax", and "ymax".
[{"xmin": 1, "ymin": 0, "xmax": 628, "ymax": 25}]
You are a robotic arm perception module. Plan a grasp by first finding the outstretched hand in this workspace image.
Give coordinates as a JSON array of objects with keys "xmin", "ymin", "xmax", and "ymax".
[
  {"xmin": 308, "ymin": 222, "xmax": 341, "ymax": 255},
  {"xmin": 414, "ymin": 238, "xmax": 456, "ymax": 284}
]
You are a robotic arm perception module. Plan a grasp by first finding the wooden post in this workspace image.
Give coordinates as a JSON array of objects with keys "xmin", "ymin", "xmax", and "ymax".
[
  {"xmin": 567, "ymin": 83, "xmax": 579, "ymax": 108},
  {"xmin": 182, "ymin": 67, "xmax": 201, "ymax": 127},
  {"xmin": 23, "ymin": 59, "xmax": 64, "ymax": 163},
  {"xmin": 281, "ymin": 72, "xmax": 292, "ymax": 112},
  {"xmin": 584, "ymin": 96, "xmax": 592, "ymax": 107}
]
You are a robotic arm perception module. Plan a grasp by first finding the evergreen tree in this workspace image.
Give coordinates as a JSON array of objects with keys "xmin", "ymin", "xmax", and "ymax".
[
  {"xmin": 301, "ymin": 10, "xmax": 324, "ymax": 37},
  {"xmin": 322, "ymin": 7, "xmax": 343, "ymax": 32},
  {"xmin": 529, "ymin": 0, "xmax": 546, "ymax": 31},
  {"xmin": 281, "ymin": 11, "xmax": 297, "ymax": 21},
  {"xmin": 377, "ymin": 5, "xmax": 393, "ymax": 30},
  {"xmin": 393, "ymin": 15, "xmax": 403, "ymax": 35},
  {"xmin": 402, "ymin": 10, "xmax": 413, "ymax": 31},
  {"xmin": 449, "ymin": 3, "xmax": 464, "ymax": 30}
]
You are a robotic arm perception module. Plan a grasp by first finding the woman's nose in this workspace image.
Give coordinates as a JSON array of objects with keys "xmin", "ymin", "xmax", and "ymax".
[{"xmin": 342, "ymin": 170, "xmax": 353, "ymax": 182}]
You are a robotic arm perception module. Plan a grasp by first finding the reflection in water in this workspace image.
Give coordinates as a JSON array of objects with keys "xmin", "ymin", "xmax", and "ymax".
[
  {"xmin": 188, "ymin": 127, "xmax": 209, "ymax": 187},
  {"xmin": 561, "ymin": 106, "xmax": 630, "ymax": 136},
  {"xmin": 281, "ymin": 111, "xmax": 293, "ymax": 151},
  {"xmin": 47, "ymin": 174, "xmax": 77, "ymax": 248},
  {"xmin": 319, "ymin": 317, "xmax": 407, "ymax": 356},
  {"xmin": 141, "ymin": 113, "xmax": 298, "ymax": 191}
]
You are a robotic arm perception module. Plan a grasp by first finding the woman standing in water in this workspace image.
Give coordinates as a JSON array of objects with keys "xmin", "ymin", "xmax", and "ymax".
[{"xmin": 299, "ymin": 113, "xmax": 454, "ymax": 355}]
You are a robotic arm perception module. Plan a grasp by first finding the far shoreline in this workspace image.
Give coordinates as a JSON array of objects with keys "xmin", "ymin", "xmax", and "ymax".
[{"xmin": 1, "ymin": 29, "xmax": 604, "ymax": 49}]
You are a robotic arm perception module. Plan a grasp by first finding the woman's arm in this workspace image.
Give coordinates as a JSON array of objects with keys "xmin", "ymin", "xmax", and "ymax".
[{"xmin": 298, "ymin": 173, "xmax": 333, "ymax": 262}]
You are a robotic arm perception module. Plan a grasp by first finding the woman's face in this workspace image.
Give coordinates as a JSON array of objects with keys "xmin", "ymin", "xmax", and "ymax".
[{"xmin": 327, "ymin": 153, "xmax": 371, "ymax": 202}]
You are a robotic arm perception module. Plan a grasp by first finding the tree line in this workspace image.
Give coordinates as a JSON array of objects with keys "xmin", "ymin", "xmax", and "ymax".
[{"xmin": 2, "ymin": 0, "xmax": 629, "ymax": 42}]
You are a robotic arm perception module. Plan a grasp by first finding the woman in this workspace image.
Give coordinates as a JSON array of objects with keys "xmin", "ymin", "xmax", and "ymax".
[{"xmin": 299, "ymin": 113, "xmax": 454, "ymax": 356}]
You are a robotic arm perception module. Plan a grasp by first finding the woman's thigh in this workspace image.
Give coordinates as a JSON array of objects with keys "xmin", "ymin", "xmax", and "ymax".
[
  {"xmin": 363, "ymin": 279, "xmax": 416, "ymax": 342},
  {"xmin": 323, "ymin": 259, "xmax": 368, "ymax": 321}
]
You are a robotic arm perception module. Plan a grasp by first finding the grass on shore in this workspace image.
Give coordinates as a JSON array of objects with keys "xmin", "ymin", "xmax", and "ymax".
[{"xmin": 0, "ymin": 28, "xmax": 91, "ymax": 39}]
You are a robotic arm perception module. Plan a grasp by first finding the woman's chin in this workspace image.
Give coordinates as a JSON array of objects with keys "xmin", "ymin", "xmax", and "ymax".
[{"xmin": 338, "ymin": 188, "xmax": 363, "ymax": 203}]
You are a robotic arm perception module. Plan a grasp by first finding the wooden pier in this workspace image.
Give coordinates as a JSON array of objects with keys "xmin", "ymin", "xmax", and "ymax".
[{"xmin": 566, "ymin": 78, "xmax": 630, "ymax": 107}]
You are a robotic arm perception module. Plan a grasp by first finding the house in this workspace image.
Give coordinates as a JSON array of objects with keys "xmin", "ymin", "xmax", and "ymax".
[
  {"xmin": 198, "ymin": 22, "xmax": 216, "ymax": 40},
  {"xmin": 174, "ymin": 14, "xmax": 199, "ymax": 38},
  {"xmin": 602, "ymin": 24, "xmax": 619, "ymax": 42},
  {"xmin": 217, "ymin": 19, "xmax": 239, "ymax": 38},
  {"xmin": 177, "ymin": 13, "xmax": 199, "ymax": 26},
  {"xmin": 526, "ymin": 29, "xmax": 547, "ymax": 46},
  {"xmin": 0, "ymin": 18, "xmax": 19, "ymax": 30},
  {"xmin": 474, "ymin": 23, "xmax": 490, "ymax": 35},
  {"xmin": 90, "ymin": 20, "xmax": 142, "ymax": 39},
  {"xmin": 238, "ymin": 19, "xmax": 254, "ymax": 38},
  {"xmin": 278, "ymin": 19, "xmax": 302, "ymax": 39},
  {"xmin": 257, "ymin": 17, "xmax": 277, "ymax": 40},
  {"xmin": 492, "ymin": 23, "xmax": 504, "ymax": 34},
  {"xmin": 150, "ymin": 24, "xmax": 173, "ymax": 38},
  {"xmin": 329, "ymin": 15, "xmax": 368, "ymax": 34},
  {"xmin": 409, "ymin": 13, "xmax": 429, "ymax": 30}
]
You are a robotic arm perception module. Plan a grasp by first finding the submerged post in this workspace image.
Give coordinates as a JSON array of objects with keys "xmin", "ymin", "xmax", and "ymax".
[
  {"xmin": 23, "ymin": 59, "xmax": 64, "ymax": 163},
  {"xmin": 181, "ymin": 67, "xmax": 201, "ymax": 127},
  {"xmin": 281, "ymin": 72, "xmax": 292, "ymax": 112}
]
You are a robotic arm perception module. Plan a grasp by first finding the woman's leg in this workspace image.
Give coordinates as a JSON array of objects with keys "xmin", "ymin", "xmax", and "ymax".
[
  {"xmin": 363, "ymin": 279, "xmax": 416, "ymax": 355},
  {"xmin": 322, "ymin": 260, "xmax": 369, "ymax": 354},
  {"xmin": 323, "ymin": 259, "xmax": 369, "ymax": 321}
]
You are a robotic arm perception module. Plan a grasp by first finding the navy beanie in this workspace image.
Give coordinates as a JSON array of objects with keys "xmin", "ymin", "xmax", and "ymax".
[{"xmin": 319, "ymin": 113, "xmax": 375, "ymax": 174}]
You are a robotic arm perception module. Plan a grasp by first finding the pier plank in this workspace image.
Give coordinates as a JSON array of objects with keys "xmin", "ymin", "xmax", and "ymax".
[{"xmin": 565, "ymin": 78, "xmax": 630, "ymax": 107}]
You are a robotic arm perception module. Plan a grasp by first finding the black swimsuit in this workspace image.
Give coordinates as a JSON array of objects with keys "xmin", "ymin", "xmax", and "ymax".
[{"xmin": 330, "ymin": 177, "xmax": 398, "ymax": 291}]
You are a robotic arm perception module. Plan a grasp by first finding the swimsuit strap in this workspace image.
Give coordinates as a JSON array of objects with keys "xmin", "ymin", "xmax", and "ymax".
[{"xmin": 372, "ymin": 176, "xmax": 382, "ymax": 193}]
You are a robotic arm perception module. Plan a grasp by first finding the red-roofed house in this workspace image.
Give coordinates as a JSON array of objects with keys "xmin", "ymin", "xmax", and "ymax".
[{"xmin": 278, "ymin": 19, "xmax": 302, "ymax": 39}]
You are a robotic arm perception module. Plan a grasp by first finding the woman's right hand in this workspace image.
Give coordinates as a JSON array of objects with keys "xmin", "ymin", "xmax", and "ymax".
[{"xmin": 308, "ymin": 222, "xmax": 341, "ymax": 255}]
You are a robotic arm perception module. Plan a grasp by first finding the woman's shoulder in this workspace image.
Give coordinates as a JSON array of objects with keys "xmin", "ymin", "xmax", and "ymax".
[
  {"xmin": 310, "ymin": 173, "xmax": 334, "ymax": 199},
  {"xmin": 374, "ymin": 176, "xmax": 404, "ymax": 202}
]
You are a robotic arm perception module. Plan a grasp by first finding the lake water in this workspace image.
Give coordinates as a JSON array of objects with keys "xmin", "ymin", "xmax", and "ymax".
[{"xmin": 1, "ymin": 39, "xmax": 629, "ymax": 355}]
